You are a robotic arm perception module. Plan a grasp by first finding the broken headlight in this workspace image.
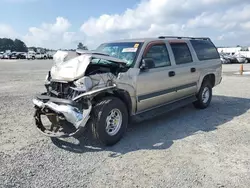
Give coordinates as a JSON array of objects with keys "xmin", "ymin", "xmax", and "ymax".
[{"xmin": 73, "ymin": 76, "xmax": 93, "ymax": 92}]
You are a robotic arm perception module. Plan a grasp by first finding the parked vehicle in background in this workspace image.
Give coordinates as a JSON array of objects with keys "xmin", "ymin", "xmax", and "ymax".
[
  {"xmin": 220, "ymin": 53, "xmax": 237, "ymax": 63},
  {"xmin": 47, "ymin": 52, "xmax": 54, "ymax": 59},
  {"xmin": 0, "ymin": 52, "xmax": 4, "ymax": 59},
  {"xmin": 33, "ymin": 36, "xmax": 222, "ymax": 146},
  {"xmin": 27, "ymin": 51, "xmax": 36, "ymax": 60},
  {"xmin": 220, "ymin": 54, "xmax": 230, "ymax": 64},
  {"xmin": 35, "ymin": 52, "xmax": 48, "ymax": 59},
  {"xmin": 3, "ymin": 53, "xmax": 11, "ymax": 59},
  {"xmin": 23, "ymin": 52, "xmax": 28, "ymax": 59},
  {"xmin": 16, "ymin": 52, "xmax": 27, "ymax": 59},
  {"xmin": 9, "ymin": 52, "xmax": 18, "ymax": 59},
  {"xmin": 237, "ymin": 48, "xmax": 250, "ymax": 62},
  {"xmin": 0, "ymin": 52, "xmax": 27, "ymax": 60},
  {"xmin": 217, "ymin": 46, "xmax": 250, "ymax": 63},
  {"xmin": 234, "ymin": 54, "xmax": 248, "ymax": 64}
]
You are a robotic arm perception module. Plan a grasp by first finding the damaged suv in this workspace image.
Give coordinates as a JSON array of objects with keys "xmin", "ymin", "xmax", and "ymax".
[{"xmin": 33, "ymin": 36, "xmax": 222, "ymax": 146}]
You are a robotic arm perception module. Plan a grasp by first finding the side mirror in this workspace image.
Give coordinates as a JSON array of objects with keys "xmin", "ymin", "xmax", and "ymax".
[{"xmin": 140, "ymin": 58, "xmax": 155, "ymax": 70}]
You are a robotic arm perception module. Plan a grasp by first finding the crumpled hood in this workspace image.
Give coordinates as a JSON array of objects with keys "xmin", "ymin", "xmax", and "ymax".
[
  {"xmin": 51, "ymin": 54, "xmax": 92, "ymax": 82},
  {"xmin": 50, "ymin": 50, "xmax": 127, "ymax": 82}
]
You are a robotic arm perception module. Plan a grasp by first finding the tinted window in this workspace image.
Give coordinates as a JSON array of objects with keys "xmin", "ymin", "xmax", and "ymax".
[
  {"xmin": 144, "ymin": 44, "xmax": 171, "ymax": 68},
  {"xmin": 170, "ymin": 43, "xmax": 193, "ymax": 65},
  {"xmin": 190, "ymin": 40, "xmax": 220, "ymax": 60}
]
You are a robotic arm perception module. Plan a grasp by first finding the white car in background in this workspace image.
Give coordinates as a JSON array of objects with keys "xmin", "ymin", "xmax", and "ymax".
[
  {"xmin": 35, "ymin": 52, "xmax": 48, "ymax": 59},
  {"xmin": 27, "ymin": 51, "xmax": 36, "ymax": 60},
  {"xmin": 220, "ymin": 55, "xmax": 230, "ymax": 64},
  {"xmin": 0, "ymin": 52, "xmax": 4, "ymax": 59},
  {"xmin": 234, "ymin": 54, "xmax": 248, "ymax": 63},
  {"xmin": 3, "ymin": 53, "xmax": 11, "ymax": 59}
]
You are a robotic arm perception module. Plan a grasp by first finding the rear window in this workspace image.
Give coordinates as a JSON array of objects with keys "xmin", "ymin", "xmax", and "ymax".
[{"xmin": 190, "ymin": 40, "xmax": 220, "ymax": 61}]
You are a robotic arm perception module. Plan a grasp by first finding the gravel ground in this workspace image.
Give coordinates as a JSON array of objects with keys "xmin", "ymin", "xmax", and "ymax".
[{"xmin": 0, "ymin": 60, "xmax": 250, "ymax": 188}]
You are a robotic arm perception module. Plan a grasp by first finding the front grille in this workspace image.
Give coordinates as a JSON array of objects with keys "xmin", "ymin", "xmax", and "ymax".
[
  {"xmin": 46, "ymin": 81, "xmax": 85, "ymax": 100},
  {"xmin": 49, "ymin": 82, "xmax": 72, "ymax": 99}
]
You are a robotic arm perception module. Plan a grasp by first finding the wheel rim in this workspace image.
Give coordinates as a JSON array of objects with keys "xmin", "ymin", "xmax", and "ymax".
[
  {"xmin": 105, "ymin": 108, "xmax": 122, "ymax": 136},
  {"xmin": 202, "ymin": 87, "xmax": 210, "ymax": 104}
]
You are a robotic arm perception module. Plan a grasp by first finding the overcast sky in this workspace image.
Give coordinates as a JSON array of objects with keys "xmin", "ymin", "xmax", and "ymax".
[{"xmin": 0, "ymin": 0, "xmax": 250, "ymax": 49}]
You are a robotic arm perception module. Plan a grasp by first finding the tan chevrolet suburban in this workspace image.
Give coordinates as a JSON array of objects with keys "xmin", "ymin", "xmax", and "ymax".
[{"xmin": 33, "ymin": 36, "xmax": 222, "ymax": 146}]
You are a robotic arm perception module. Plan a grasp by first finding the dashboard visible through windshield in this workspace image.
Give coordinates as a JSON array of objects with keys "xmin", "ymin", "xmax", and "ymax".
[{"xmin": 95, "ymin": 42, "xmax": 143, "ymax": 67}]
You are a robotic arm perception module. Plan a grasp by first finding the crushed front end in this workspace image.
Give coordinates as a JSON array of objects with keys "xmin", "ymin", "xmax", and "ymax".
[
  {"xmin": 32, "ymin": 50, "xmax": 127, "ymax": 138},
  {"xmin": 33, "ymin": 88, "xmax": 92, "ymax": 137}
]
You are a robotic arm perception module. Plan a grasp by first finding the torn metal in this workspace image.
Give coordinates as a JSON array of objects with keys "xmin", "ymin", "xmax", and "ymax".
[
  {"xmin": 33, "ymin": 50, "xmax": 139, "ymax": 137},
  {"xmin": 51, "ymin": 50, "xmax": 128, "ymax": 82}
]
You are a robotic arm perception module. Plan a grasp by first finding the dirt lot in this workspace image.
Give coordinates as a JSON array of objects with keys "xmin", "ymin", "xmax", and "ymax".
[{"xmin": 0, "ymin": 60, "xmax": 250, "ymax": 188}]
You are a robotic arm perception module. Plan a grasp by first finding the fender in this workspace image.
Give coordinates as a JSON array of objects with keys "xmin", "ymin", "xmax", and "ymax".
[{"xmin": 197, "ymin": 63, "xmax": 222, "ymax": 92}]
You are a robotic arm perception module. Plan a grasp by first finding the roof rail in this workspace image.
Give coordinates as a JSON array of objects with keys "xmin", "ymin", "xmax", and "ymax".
[{"xmin": 158, "ymin": 36, "xmax": 210, "ymax": 40}]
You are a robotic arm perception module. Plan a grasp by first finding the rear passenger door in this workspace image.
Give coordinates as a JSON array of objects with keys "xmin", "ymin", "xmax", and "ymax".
[{"xmin": 168, "ymin": 41, "xmax": 200, "ymax": 99}]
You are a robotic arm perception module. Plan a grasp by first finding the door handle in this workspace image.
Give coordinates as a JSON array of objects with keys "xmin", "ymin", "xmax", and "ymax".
[
  {"xmin": 191, "ymin": 68, "xmax": 196, "ymax": 73},
  {"xmin": 169, "ymin": 71, "xmax": 175, "ymax": 77}
]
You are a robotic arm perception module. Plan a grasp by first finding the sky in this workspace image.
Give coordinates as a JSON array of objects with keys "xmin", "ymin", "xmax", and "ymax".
[{"xmin": 0, "ymin": 0, "xmax": 250, "ymax": 49}]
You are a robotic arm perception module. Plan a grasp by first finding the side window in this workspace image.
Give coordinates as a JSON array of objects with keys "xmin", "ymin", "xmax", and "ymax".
[
  {"xmin": 170, "ymin": 43, "xmax": 193, "ymax": 65},
  {"xmin": 190, "ymin": 40, "xmax": 220, "ymax": 60},
  {"xmin": 144, "ymin": 44, "xmax": 171, "ymax": 68}
]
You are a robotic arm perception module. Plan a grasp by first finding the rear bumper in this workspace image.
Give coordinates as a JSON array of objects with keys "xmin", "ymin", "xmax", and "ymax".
[{"xmin": 33, "ymin": 94, "xmax": 92, "ymax": 138}]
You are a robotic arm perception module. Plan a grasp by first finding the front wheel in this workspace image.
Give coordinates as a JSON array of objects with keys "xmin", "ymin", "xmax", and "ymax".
[
  {"xmin": 91, "ymin": 97, "xmax": 128, "ymax": 146},
  {"xmin": 193, "ymin": 81, "xmax": 212, "ymax": 109}
]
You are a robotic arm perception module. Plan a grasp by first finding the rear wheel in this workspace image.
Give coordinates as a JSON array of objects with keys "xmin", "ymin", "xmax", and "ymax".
[
  {"xmin": 91, "ymin": 96, "xmax": 128, "ymax": 146},
  {"xmin": 193, "ymin": 81, "xmax": 212, "ymax": 109}
]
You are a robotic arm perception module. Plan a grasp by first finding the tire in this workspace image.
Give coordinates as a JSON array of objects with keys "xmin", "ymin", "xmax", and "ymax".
[
  {"xmin": 73, "ymin": 120, "xmax": 91, "ymax": 138},
  {"xmin": 91, "ymin": 96, "xmax": 128, "ymax": 146},
  {"xmin": 193, "ymin": 80, "xmax": 212, "ymax": 109},
  {"xmin": 32, "ymin": 56, "xmax": 35, "ymax": 60}
]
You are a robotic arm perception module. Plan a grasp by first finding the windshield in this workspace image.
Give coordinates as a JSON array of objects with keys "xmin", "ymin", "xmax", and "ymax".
[{"xmin": 95, "ymin": 42, "xmax": 142, "ymax": 67}]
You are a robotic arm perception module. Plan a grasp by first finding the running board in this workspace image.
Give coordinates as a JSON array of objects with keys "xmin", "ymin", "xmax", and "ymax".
[{"xmin": 132, "ymin": 95, "xmax": 197, "ymax": 122}]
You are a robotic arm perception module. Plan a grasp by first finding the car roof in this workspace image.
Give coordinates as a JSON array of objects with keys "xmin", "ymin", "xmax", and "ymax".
[
  {"xmin": 104, "ymin": 36, "xmax": 211, "ymax": 44},
  {"xmin": 108, "ymin": 38, "xmax": 155, "ymax": 43}
]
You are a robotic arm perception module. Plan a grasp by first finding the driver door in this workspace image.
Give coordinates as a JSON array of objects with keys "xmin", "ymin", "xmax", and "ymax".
[{"xmin": 136, "ymin": 41, "xmax": 178, "ymax": 113}]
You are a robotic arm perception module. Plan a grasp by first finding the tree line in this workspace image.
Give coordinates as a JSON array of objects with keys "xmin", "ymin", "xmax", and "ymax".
[
  {"xmin": 77, "ymin": 42, "xmax": 88, "ymax": 50},
  {"xmin": 0, "ymin": 38, "xmax": 89, "ymax": 53},
  {"xmin": 0, "ymin": 38, "xmax": 28, "ymax": 52}
]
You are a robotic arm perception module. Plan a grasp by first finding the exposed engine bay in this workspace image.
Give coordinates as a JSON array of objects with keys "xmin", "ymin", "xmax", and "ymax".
[
  {"xmin": 46, "ymin": 60, "xmax": 128, "ymax": 99},
  {"xmin": 32, "ymin": 50, "xmax": 140, "ymax": 138}
]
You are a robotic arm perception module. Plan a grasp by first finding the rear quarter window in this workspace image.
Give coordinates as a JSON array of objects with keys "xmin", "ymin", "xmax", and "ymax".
[
  {"xmin": 190, "ymin": 40, "xmax": 220, "ymax": 61},
  {"xmin": 170, "ymin": 43, "xmax": 193, "ymax": 65}
]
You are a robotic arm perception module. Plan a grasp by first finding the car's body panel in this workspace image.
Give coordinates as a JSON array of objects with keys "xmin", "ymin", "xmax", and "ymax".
[{"xmin": 136, "ymin": 66, "xmax": 180, "ymax": 112}]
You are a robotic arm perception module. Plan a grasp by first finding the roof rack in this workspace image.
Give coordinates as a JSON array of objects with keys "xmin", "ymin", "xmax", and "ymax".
[{"xmin": 158, "ymin": 36, "xmax": 210, "ymax": 40}]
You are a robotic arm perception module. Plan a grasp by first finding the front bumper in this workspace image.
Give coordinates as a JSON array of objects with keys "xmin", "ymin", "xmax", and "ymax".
[{"xmin": 33, "ymin": 94, "xmax": 92, "ymax": 138}]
